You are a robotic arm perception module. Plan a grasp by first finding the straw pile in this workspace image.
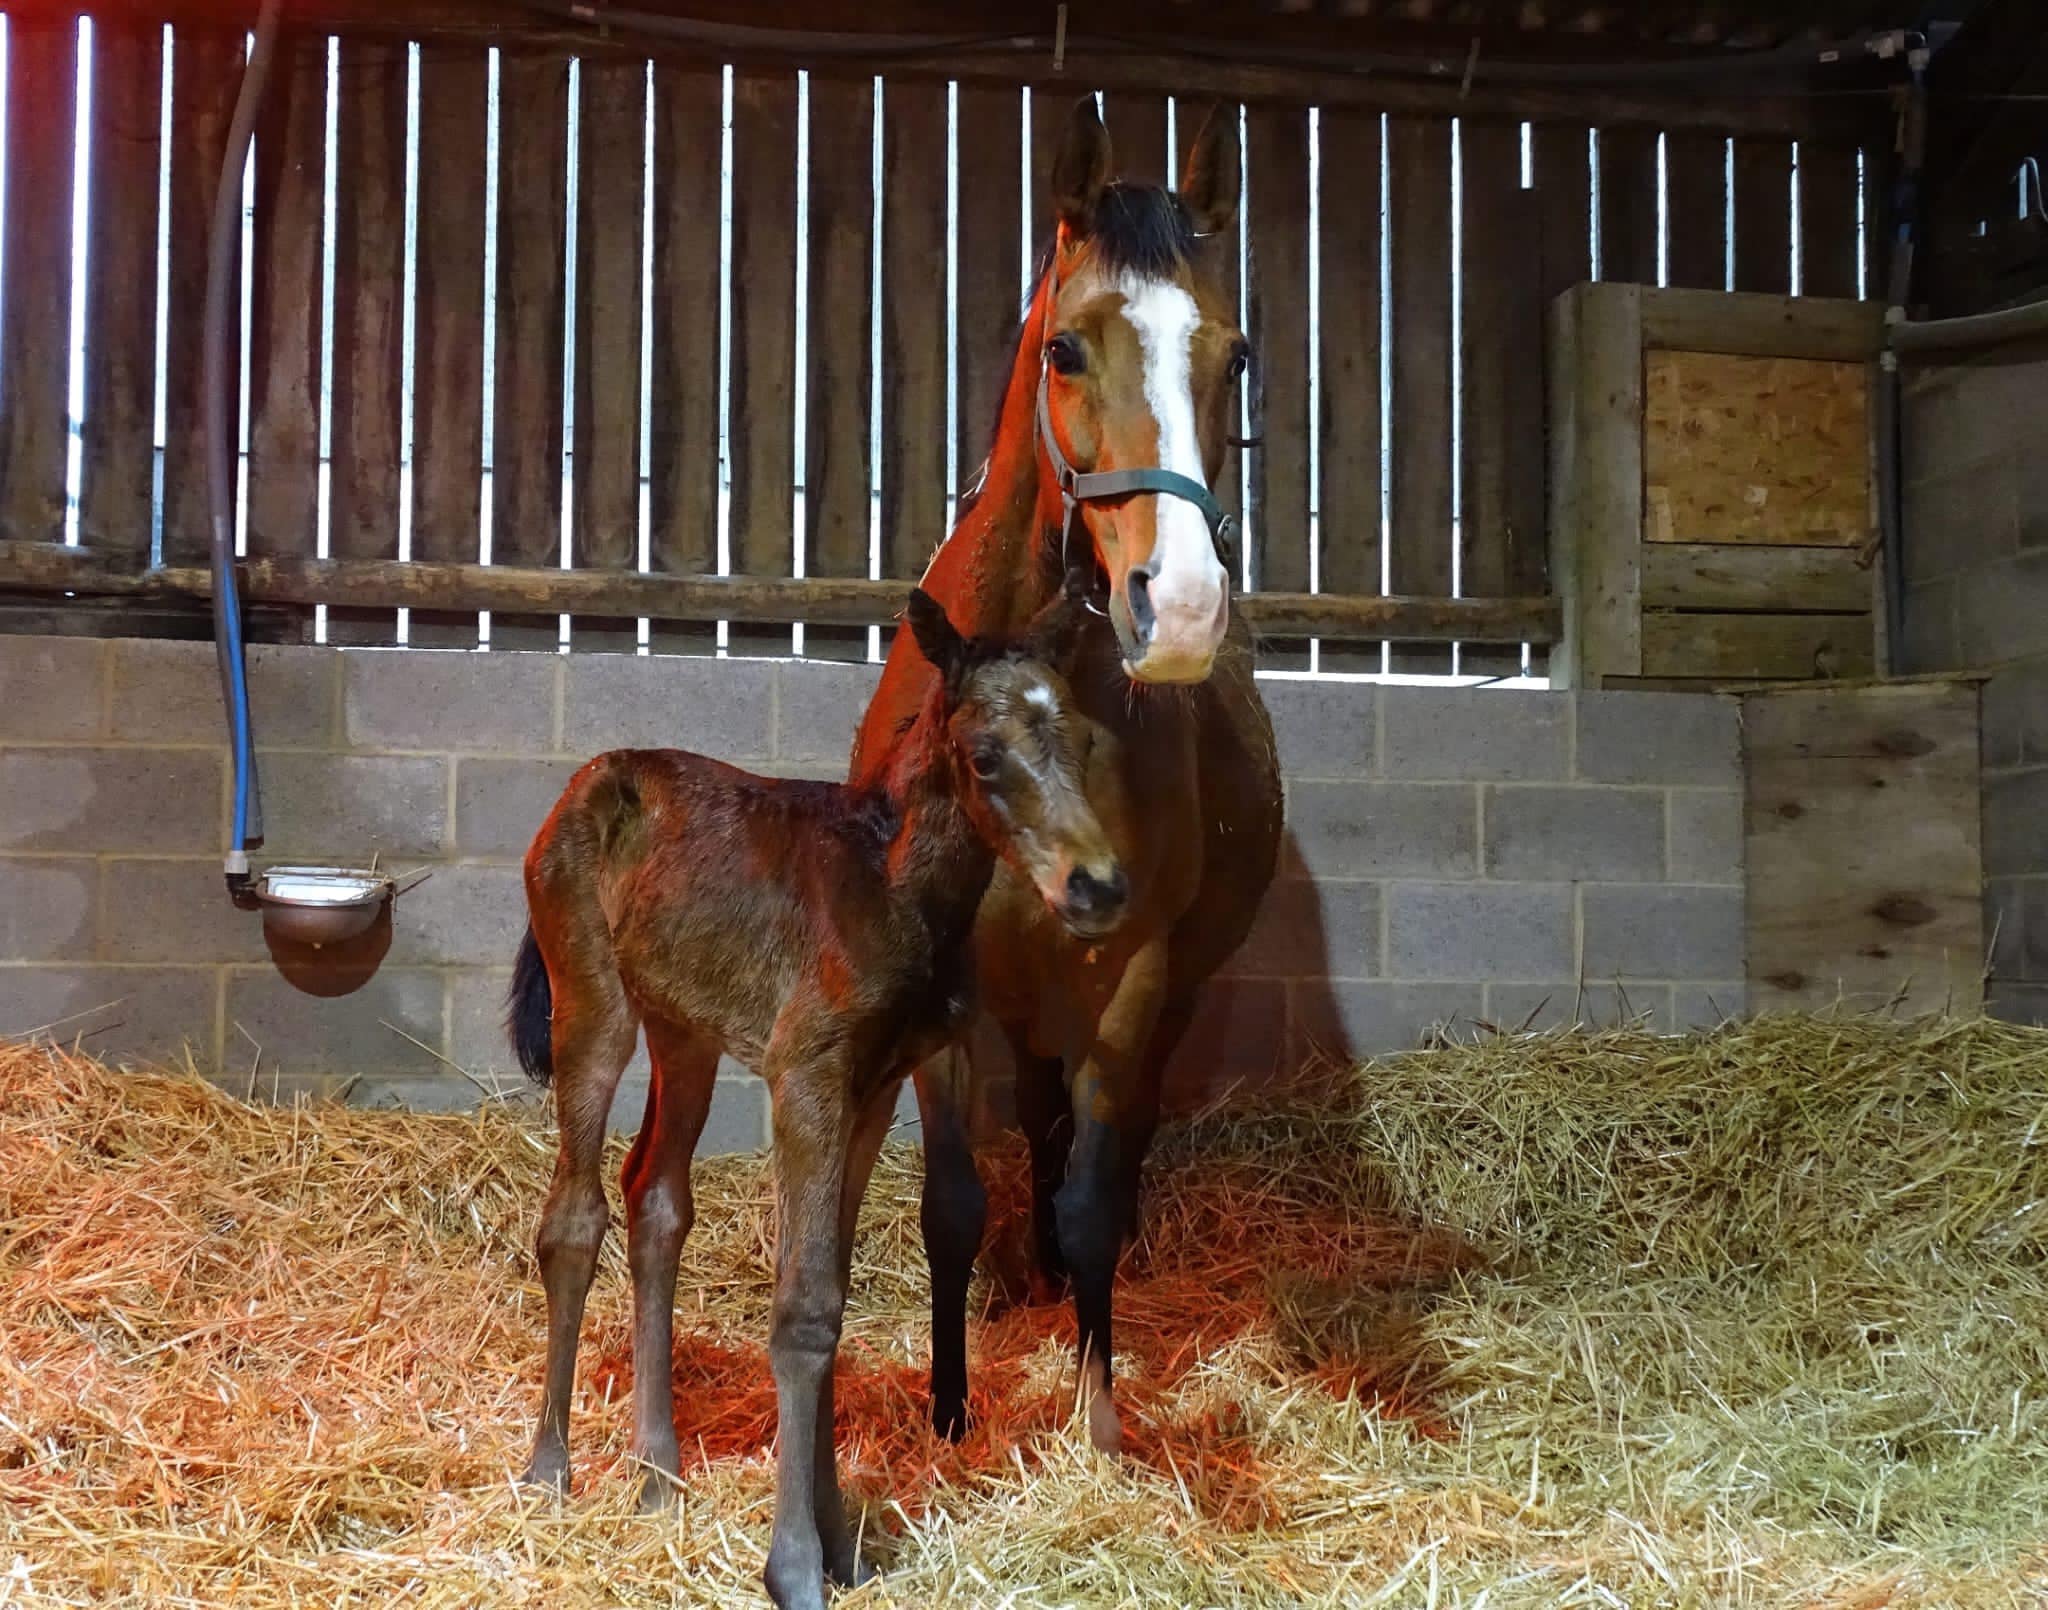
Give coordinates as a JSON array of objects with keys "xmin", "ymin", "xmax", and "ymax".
[{"xmin": 3, "ymin": 1014, "xmax": 2047, "ymax": 1607}]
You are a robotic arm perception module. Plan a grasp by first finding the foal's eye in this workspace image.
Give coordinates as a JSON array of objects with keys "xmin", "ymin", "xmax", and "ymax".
[
  {"xmin": 969, "ymin": 744, "xmax": 1003, "ymax": 780},
  {"xmin": 1045, "ymin": 333, "xmax": 1086, "ymax": 377}
]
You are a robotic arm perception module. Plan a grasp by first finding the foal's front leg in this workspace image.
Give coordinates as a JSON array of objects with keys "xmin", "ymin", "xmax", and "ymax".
[{"xmin": 761, "ymin": 1059, "xmax": 854, "ymax": 1610}]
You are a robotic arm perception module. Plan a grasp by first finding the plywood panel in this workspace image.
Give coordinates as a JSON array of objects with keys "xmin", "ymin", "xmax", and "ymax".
[
  {"xmin": 1642, "ymin": 610, "xmax": 1873, "ymax": 681},
  {"xmin": 1745, "ymin": 682, "xmax": 1983, "ymax": 1013},
  {"xmin": 1644, "ymin": 350, "xmax": 1871, "ymax": 547}
]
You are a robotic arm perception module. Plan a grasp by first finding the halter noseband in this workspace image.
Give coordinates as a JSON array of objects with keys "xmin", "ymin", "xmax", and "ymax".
[{"xmin": 1034, "ymin": 362, "xmax": 1238, "ymax": 594}]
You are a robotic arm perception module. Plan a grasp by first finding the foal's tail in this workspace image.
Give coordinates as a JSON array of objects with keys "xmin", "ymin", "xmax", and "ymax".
[{"xmin": 507, "ymin": 924, "xmax": 555, "ymax": 1086}]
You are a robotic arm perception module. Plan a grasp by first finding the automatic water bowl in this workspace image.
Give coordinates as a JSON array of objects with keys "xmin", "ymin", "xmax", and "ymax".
[{"xmin": 251, "ymin": 866, "xmax": 398, "ymax": 949}]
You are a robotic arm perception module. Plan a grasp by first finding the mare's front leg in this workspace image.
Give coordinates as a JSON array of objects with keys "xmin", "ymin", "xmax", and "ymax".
[
  {"xmin": 1056, "ymin": 940, "xmax": 1168, "ymax": 1457},
  {"xmin": 914, "ymin": 1049, "xmax": 986, "ymax": 1441},
  {"xmin": 762, "ymin": 1052, "xmax": 855, "ymax": 1610},
  {"xmin": 621, "ymin": 1016, "xmax": 721, "ymax": 1513}
]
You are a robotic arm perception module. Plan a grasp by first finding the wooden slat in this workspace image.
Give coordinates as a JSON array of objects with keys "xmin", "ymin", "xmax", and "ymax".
[
  {"xmin": 1638, "ymin": 287, "xmax": 1882, "ymax": 360},
  {"xmin": 1664, "ymin": 128, "xmax": 1728, "ymax": 291},
  {"xmin": 1745, "ymin": 682, "xmax": 1982, "ymax": 1013},
  {"xmin": 1641, "ymin": 543, "xmax": 1874, "ymax": 613},
  {"xmin": 160, "ymin": 29, "xmax": 241, "ymax": 565},
  {"xmin": 1387, "ymin": 115, "xmax": 1453, "ymax": 605},
  {"xmin": 1798, "ymin": 142, "xmax": 1863, "ymax": 301},
  {"xmin": 1596, "ymin": 125, "xmax": 1659, "ymax": 286},
  {"xmin": 879, "ymin": 77, "xmax": 949, "ymax": 580},
  {"xmin": 1642, "ymin": 610, "xmax": 1874, "ymax": 680},
  {"xmin": 327, "ymin": 37, "xmax": 407, "ymax": 568},
  {"xmin": 1732, "ymin": 136, "xmax": 1793, "ymax": 295},
  {"xmin": 409, "ymin": 49, "xmax": 489, "ymax": 566},
  {"xmin": 1460, "ymin": 119, "xmax": 1544, "ymax": 599},
  {"xmin": 0, "ymin": 17, "xmax": 77, "ymax": 546},
  {"xmin": 0, "ymin": 538, "xmax": 1561, "ymax": 643},
  {"xmin": 1110, "ymin": 89, "xmax": 1169, "ymax": 185},
  {"xmin": 1314, "ymin": 106, "xmax": 1380, "ymax": 603},
  {"xmin": 490, "ymin": 50, "xmax": 567, "ymax": 572},
  {"xmin": 1865, "ymin": 140, "xmax": 1895, "ymax": 305},
  {"xmin": 1244, "ymin": 102, "xmax": 1310, "ymax": 598},
  {"xmin": 955, "ymin": 83, "xmax": 1022, "ymax": 501},
  {"xmin": 570, "ymin": 56, "xmax": 645, "ymax": 578},
  {"xmin": 1028, "ymin": 82, "xmax": 1063, "ymax": 253},
  {"xmin": 803, "ymin": 73, "xmax": 875, "ymax": 590},
  {"xmin": 245, "ymin": 28, "xmax": 327, "ymax": 561},
  {"xmin": 1199, "ymin": 101, "xmax": 1245, "ymax": 536},
  {"xmin": 647, "ymin": 62, "xmax": 722, "ymax": 579},
  {"xmin": 78, "ymin": 20, "xmax": 162, "ymax": 564},
  {"xmin": 1534, "ymin": 121, "xmax": 1592, "ymax": 308}
]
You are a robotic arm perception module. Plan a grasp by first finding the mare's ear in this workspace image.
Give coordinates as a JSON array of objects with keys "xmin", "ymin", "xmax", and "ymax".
[
  {"xmin": 905, "ymin": 588, "xmax": 966, "ymax": 689},
  {"xmin": 1178, "ymin": 104, "xmax": 1240, "ymax": 237},
  {"xmin": 1052, "ymin": 96, "xmax": 1114, "ymax": 235}
]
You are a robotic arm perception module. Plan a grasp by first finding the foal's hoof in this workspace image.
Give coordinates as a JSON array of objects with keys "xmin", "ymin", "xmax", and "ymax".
[
  {"xmin": 827, "ymin": 1551, "xmax": 877, "ymax": 1590},
  {"xmin": 634, "ymin": 1474, "xmax": 678, "ymax": 1516},
  {"xmin": 1087, "ymin": 1391, "xmax": 1125, "ymax": 1456},
  {"xmin": 517, "ymin": 1453, "xmax": 569, "ymax": 1497}
]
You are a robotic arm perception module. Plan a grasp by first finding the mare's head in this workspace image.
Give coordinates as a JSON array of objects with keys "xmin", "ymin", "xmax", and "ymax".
[
  {"xmin": 905, "ymin": 585, "xmax": 1128, "ymax": 940},
  {"xmin": 1034, "ymin": 95, "xmax": 1244, "ymax": 684}
]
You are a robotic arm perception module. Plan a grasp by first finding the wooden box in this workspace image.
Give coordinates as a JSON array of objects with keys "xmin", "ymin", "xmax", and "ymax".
[{"xmin": 1547, "ymin": 284, "xmax": 1886, "ymax": 689}]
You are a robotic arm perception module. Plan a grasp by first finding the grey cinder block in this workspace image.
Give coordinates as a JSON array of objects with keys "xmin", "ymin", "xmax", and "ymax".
[
  {"xmin": 1383, "ymin": 687, "xmax": 1567, "ymax": 782},
  {"xmin": 775, "ymin": 660, "xmax": 881, "ymax": 767},
  {"xmin": 98, "ymin": 858, "xmax": 271, "ymax": 963},
  {"xmin": 1225, "ymin": 877, "xmax": 1380, "ymax": 981},
  {"xmin": 454, "ymin": 756, "xmax": 584, "ymax": 859},
  {"xmin": 1957, "ymin": 554, "xmax": 2048, "ymax": 671},
  {"xmin": 1160, "ymin": 977, "xmax": 1289, "ymax": 1106},
  {"xmin": 225, "ymin": 966, "xmax": 447, "ymax": 1076},
  {"xmin": 1575, "ymin": 691, "xmax": 1739, "ymax": 786},
  {"xmin": 1982, "ymin": 661, "xmax": 2048, "ymax": 771},
  {"xmin": 1900, "ymin": 461, "xmax": 2018, "ymax": 585},
  {"xmin": 1286, "ymin": 781, "xmax": 1477, "ymax": 881},
  {"xmin": 1484, "ymin": 785, "xmax": 1664, "ymax": 882},
  {"xmin": 1290, "ymin": 980, "xmax": 1480, "ymax": 1063},
  {"xmin": 1386, "ymin": 882, "xmax": 1575, "ymax": 981},
  {"xmin": 1258, "ymin": 678, "xmax": 1376, "ymax": 779},
  {"xmin": 1984, "ymin": 767, "xmax": 2048, "ymax": 883},
  {"xmin": 1582, "ymin": 884, "xmax": 1744, "ymax": 981},
  {"xmin": 0, "ymin": 964, "xmax": 220, "ymax": 1068},
  {"xmin": 1484, "ymin": 980, "xmax": 1672, "ymax": 1033},
  {"xmin": 1898, "ymin": 577, "xmax": 1960, "ymax": 676},
  {"xmin": 344, "ymin": 648, "xmax": 557, "ymax": 754},
  {"xmin": 1672, "ymin": 982, "xmax": 1748, "ymax": 1028},
  {"xmin": 1987, "ymin": 981, "xmax": 2048, "ymax": 1028},
  {"xmin": 563, "ymin": 653, "xmax": 775, "ymax": 760},
  {"xmin": 109, "ymin": 638, "xmax": 337, "ymax": 747},
  {"xmin": 0, "ymin": 858, "xmax": 99, "ymax": 961},
  {"xmin": 0, "ymin": 747, "xmax": 223, "ymax": 854},
  {"xmin": 387, "ymin": 862, "xmax": 528, "ymax": 967},
  {"xmin": 253, "ymin": 751, "xmax": 449, "ymax": 860},
  {"xmin": 1666, "ymin": 789, "xmax": 1744, "ymax": 886},
  {"xmin": 0, "ymin": 636, "xmax": 106, "ymax": 740}
]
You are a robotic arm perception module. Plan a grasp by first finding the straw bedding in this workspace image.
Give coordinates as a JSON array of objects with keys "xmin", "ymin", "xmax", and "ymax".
[{"xmin": 3, "ymin": 1014, "xmax": 2046, "ymax": 1607}]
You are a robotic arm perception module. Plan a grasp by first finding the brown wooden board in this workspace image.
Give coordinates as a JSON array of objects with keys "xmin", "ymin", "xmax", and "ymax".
[
  {"xmin": 1244, "ymin": 101, "xmax": 1310, "ymax": 600},
  {"xmin": 1314, "ymin": 106, "xmax": 1380, "ymax": 605},
  {"xmin": 1641, "ymin": 542, "xmax": 1874, "ymax": 613},
  {"xmin": 0, "ymin": 17, "xmax": 76, "ymax": 547},
  {"xmin": 1194, "ymin": 100, "xmax": 1244, "ymax": 536},
  {"xmin": 1642, "ymin": 609, "xmax": 1874, "ymax": 680},
  {"xmin": 1109, "ymin": 89, "xmax": 1169, "ymax": 187},
  {"xmin": 245, "ymin": 29, "xmax": 328, "ymax": 563},
  {"xmin": 1533, "ymin": 121, "xmax": 1592, "ymax": 308},
  {"xmin": 1744, "ymin": 682, "xmax": 1983, "ymax": 1013},
  {"xmin": 1596, "ymin": 125, "xmax": 1659, "ymax": 287},
  {"xmin": 1643, "ymin": 350, "xmax": 1871, "ymax": 547},
  {"xmin": 160, "ymin": 29, "xmax": 241, "ymax": 566},
  {"xmin": 1663, "ymin": 128, "xmax": 1728, "ymax": 291},
  {"xmin": 1865, "ymin": 139, "xmax": 1895, "ymax": 304},
  {"xmin": 647, "ymin": 62, "xmax": 722, "ymax": 586},
  {"xmin": 1732, "ymin": 136, "xmax": 1793, "ymax": 295},
  {"xmin": 1387, "ymin": 116, "xmax": 1454, "ymax": 619},
  {"xmin": 879, "ymin": 77, "xmax": 949, "ymax": 581},
  {"xmin": 1798, "ymin": 141, "xmax": 1863, "ymax": 301},
  {"xmin": 1460, "ymin": 119, "xmax": 1544, "ymax": 601},
  {"xmin": 1638, "ymin": 287, "xmax": 1881, "ymax": 360},
  {"xmin": 956, "ymin": 84, "xmax": 1023, "ymax": 504},
  {"xmin": 79, "ymin": 20, "xmax": 162, "ymax": 564},
  {"xmin": 1028, "ymin": 82, "xmax": 1069, "ymax": 254},
  {"xmin": 327, "ymin": 36, "xmax": 407, "ymax": 585}
]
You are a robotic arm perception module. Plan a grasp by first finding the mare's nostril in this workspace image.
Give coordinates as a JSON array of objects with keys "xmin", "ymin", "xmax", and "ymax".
[{"xmin": 1125, "ymin": 566, "xmax": 1157, "ymax": 645}]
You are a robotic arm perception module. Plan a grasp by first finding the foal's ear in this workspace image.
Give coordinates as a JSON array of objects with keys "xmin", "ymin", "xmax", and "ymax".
[
  {"xmin": 905, "ymin": 588, "xmax": 966, "ymax": 686},
  {"xmin": 1051, "ymin": 95, "xmax": 1114, "ymax": 235},
  {"xmin": 1178, "ymin": 104, "xmax": 1240, "ymax": 237},
  {"xmin": 1024, "ymin": 565, "xmax": 1094, "ymax": 667}
]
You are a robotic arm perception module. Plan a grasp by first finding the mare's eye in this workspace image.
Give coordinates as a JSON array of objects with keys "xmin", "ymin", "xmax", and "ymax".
[
  {"xmin": 1227, "ymin": 343, "xmax": 1250, "ymax": 383},
  {"xmin": 969, "ymin": 744, "xmax": 1003, "ymax": 780},
  {"xmin": 1045, "ymin": 333, "xmax": 1086, "ymax": 377}
]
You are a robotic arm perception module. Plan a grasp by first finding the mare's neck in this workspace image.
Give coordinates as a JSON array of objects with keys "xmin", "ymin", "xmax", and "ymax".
[{"xmin": 872, "ymin": 688, "xmax": 996, "ymax": 936}]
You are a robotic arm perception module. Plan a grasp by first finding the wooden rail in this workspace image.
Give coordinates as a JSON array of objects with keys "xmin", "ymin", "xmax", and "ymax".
[{"xmin": 0, "ymin": 542, "xmax": 1560, "ymax": 644}]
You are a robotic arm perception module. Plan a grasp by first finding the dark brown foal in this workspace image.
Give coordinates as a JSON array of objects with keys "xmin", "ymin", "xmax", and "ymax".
[{"xmin": 506, "ymin": 587, "xmax": 1124, "ymax": 1610}]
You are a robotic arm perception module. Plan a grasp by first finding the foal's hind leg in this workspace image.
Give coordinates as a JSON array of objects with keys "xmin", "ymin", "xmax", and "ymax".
[
  {"xmin": 1010, "ymin": 1035, "xmax": 1073, "ymax": 1299},
  {"xmin": 621, "ymin": 1016, "xmax": 720, "ymax": 1513},
  {"xmin": 523, "ymin": 980, "xmax": 638, "ymax": 1494},
  {"xmin": 915, "ymin": 1049, "xmax": 987, "ymax": 1441}
]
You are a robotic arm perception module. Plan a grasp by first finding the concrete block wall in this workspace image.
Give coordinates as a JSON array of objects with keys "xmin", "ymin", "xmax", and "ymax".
[
  {"xmin": 1, "ymin": 635, "xmax": 1746, "ymax": 1148},
  {"xmin": 1900, "ymin": 344, "xmax": 2048, "ymax": 1024}
]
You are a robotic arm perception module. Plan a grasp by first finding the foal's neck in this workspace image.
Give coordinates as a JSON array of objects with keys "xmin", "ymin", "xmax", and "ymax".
[{"xmin": 872, "ymin": 687, "xmax": 995, "ymax": 931}]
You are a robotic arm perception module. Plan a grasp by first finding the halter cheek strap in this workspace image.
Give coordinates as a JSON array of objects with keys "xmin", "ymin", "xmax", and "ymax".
[{"xmin": 1035, "ymin": 363, "xmax": 1238, "ymax": 586}]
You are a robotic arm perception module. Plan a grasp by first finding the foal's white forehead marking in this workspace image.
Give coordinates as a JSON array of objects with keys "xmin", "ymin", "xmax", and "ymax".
[
  {"xmin": 1116, "ymin": 275, "xmax": 1226, "ymax": 593},
  {"xmin": 1024, "ymin": 683, "xmax": 1059, "ymax": 715}
]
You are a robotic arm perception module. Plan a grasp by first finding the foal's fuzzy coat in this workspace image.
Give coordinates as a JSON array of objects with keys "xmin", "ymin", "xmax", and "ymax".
[{"xmin": 506, "ymin": 588, "xmax": 1123, "ymax": 1610}]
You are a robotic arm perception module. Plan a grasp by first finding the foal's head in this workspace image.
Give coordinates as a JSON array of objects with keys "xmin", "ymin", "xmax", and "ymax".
[
  {"xmin": 905, "ymin": 587, "xmax": 1128, "ymax": 940},
  {"xmin": 1035, "ymin": 95, "xmax": 1244, "ymax": 685}
]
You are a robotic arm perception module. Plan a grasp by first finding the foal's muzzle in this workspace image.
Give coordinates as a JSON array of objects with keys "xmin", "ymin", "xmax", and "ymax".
[{"xmin": 1057, "ymin": 863, "xmax": 1130, "ymax": 939}]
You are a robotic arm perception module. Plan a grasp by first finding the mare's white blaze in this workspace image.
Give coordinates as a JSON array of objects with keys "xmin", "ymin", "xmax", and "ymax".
[{"xmin": 1118, "ymin": 276, "xmax": 1227, "ymax": 643}]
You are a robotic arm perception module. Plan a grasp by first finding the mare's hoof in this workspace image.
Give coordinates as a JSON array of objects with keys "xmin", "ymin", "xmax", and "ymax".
[
  {"xmin": 763, "ymin": 1563, "xmax": 830, "ymax": 1610},
  {"xmin": 932, "ymin": 1399, "xmax": 971, "ymax": 1443},
  {"xmin": 1026, "ymin": 1266, "xmax": 1070, "ymax": 1307},
  {"xmin": 517, "ymin": 1455, "xmax": 569, "ymax": 1497},
  {"xmin": 827, "ymin": 1551, "xmax": 877, "ymax": 1590},
  {"xmin": 635, "ymin": 1474, "xmax": 678, "ymax": 1516}
]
